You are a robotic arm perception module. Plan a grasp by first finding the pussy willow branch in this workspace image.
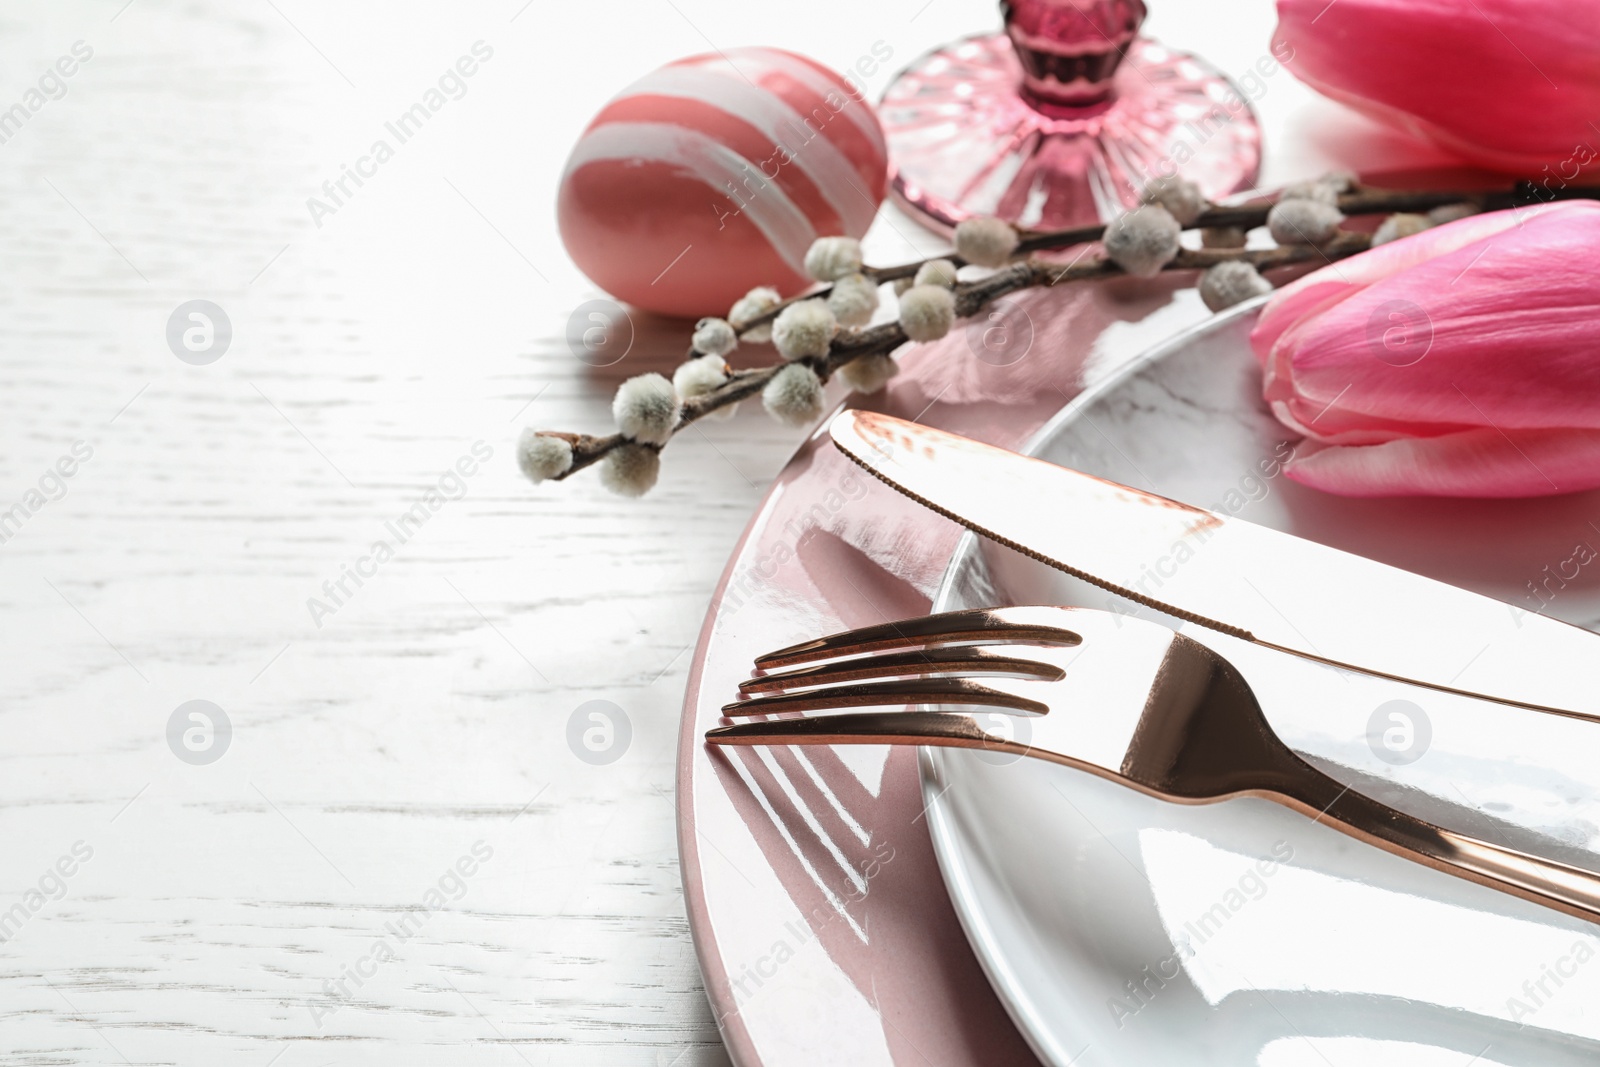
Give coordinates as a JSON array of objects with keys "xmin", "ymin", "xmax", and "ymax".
[
  {"xmin": 550, "ymin": 233, "xmax": 1375, "ymax": 480},
  {"xmin": 732, "ymin": 182, "xmax": 1600, "ymax": 334}
]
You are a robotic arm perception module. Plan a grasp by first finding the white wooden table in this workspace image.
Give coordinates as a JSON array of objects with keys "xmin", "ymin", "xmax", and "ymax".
[{"xmin": 0, "ymin": 1, "xmax": 1443, "ymax": 1062}]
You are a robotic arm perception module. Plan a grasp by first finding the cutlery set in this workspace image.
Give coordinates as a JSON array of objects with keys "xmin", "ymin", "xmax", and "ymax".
[{"xmin": 707, "ymin": 410, "xmax": 1600, "ymax": 924}]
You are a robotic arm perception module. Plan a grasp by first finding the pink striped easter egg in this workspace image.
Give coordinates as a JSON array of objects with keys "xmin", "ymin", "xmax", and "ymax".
[{"xmin": 558, "ymin": 47, "xmax": 890, "ymax": 318}]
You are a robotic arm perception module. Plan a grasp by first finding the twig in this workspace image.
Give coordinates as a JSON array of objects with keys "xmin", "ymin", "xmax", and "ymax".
[
  {"xmin": 730, "ymin": 182, "xmax": 1589, "ymax": 335},
  {"xmin": 532, "ymin": 179, "xmax": 1600, "ymax": 488},
  {"xmin": 551, "ymin": 233, "xmax": 1376, "ymax": 479}
]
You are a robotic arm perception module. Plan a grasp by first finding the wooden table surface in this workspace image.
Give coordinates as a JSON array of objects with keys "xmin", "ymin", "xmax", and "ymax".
[{"xmin": 0, "ymin": 1, "xmax": 1444, "ymax": 1063}]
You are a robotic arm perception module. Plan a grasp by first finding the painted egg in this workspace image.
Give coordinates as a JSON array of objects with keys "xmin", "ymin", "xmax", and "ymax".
[{"xmin": 558, "ymin": 47, "xmax": 889, "ymax": 319}]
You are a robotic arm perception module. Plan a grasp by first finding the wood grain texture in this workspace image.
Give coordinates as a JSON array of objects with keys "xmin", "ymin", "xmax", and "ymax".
[
  {"xmin": 0, "ymin": 0, "xmax": 1422, "ymax": 1062},
  {"xmin": 0, "ymin": 1, "xmax": 817, "ymax": 1062}
]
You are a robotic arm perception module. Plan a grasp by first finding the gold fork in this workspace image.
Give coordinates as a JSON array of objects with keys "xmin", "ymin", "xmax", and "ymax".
[{"xmin": 707, "ymin": 606, "xmax": 1600, "ymax": 926}]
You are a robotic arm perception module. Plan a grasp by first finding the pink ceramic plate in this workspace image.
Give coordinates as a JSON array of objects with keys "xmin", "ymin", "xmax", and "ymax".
[{"xmin": 675, "ymin": 276, "xmax": 1220, "ymax": 1065}]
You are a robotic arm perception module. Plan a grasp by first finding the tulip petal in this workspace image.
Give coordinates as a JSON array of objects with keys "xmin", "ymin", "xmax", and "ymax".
[
  {"xmin": 1268, "ymin": 395, "xmax": 1473, "ymax": 447},
  {"xmin": 1284, "ymin": 428, "xmax": 1600, "ymax": 498},
  {"xmin": 1255, "ymin": 201, "xmax": 1600, "ymax": 496},
  {"xmin": 1282, "ymin": 210, "xmax": 1600, "ymax": 433},
  {"xmin": 1250, "ymin": 202, "xmax": 1569, "ymax": 364},
  {"xmin": 1275, "ymin": 0, "xmax": 1600, "ymax": 172}
]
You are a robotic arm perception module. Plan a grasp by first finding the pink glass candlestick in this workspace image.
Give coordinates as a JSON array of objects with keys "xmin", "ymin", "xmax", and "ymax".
[{"xmin": 881, "ymin": 0, "xmax": 1262, "ymax": 232}]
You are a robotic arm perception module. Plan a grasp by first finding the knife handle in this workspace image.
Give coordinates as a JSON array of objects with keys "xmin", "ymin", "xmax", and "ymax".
[{"xmin": 1276, "ymin": 766, "xmax": 1600, "ymax": 927}]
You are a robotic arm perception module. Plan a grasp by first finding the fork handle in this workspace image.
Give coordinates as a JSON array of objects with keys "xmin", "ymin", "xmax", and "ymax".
[
  {"xmin": 707, "ymin": 717, "xmax": 1600, "ymax": 923},
  {"xmin": 1278, "ymin": 768, "xmax": 1600, "ymax": 927}
]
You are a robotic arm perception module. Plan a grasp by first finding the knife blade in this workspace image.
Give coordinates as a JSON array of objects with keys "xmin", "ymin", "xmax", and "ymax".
[{"xmin": 830, "ymin": 409, "xmax": 1600, "ymax": 724}]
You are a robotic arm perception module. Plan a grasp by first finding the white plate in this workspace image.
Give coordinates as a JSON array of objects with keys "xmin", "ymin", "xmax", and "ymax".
[{"xmin": 925, "ymin": 303, "xmax": 1600, "ymax": 1066}]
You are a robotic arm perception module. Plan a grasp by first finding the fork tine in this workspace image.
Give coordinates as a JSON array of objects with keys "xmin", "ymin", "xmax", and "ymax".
[
  {"xmin": 739, "ymin": 646, "xmax": 1066, "ymax": 693},
  {"xmin": 755, "ymin": 607, "xmax": 1083, "ymax": 669},
  {"xmin": 721, "ymin": 677, "xmax": 1048, "ymax": 718},
  {"xmin": 708, "ymin": 710, "xmax": 1019, "ymax": 751}
]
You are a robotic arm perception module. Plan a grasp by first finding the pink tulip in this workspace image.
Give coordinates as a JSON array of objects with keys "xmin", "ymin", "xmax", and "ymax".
[
  {"xmin": 1249, "ymin": 201, "xmax": 1600, "ymax": 498},
  {"xmin": 1274, "ymin": 0, "xmax": 1600, "ymax": 174}
]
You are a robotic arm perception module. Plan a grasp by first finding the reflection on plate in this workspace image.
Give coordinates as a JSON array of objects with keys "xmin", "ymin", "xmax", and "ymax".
[
  {"xmin": 681, "ymin": 278, "xmax": 1223, "ymax": 1067},
  {"xmin": 926, "ymin": 303, "xmax": 1600, "ymax": 1066}
]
